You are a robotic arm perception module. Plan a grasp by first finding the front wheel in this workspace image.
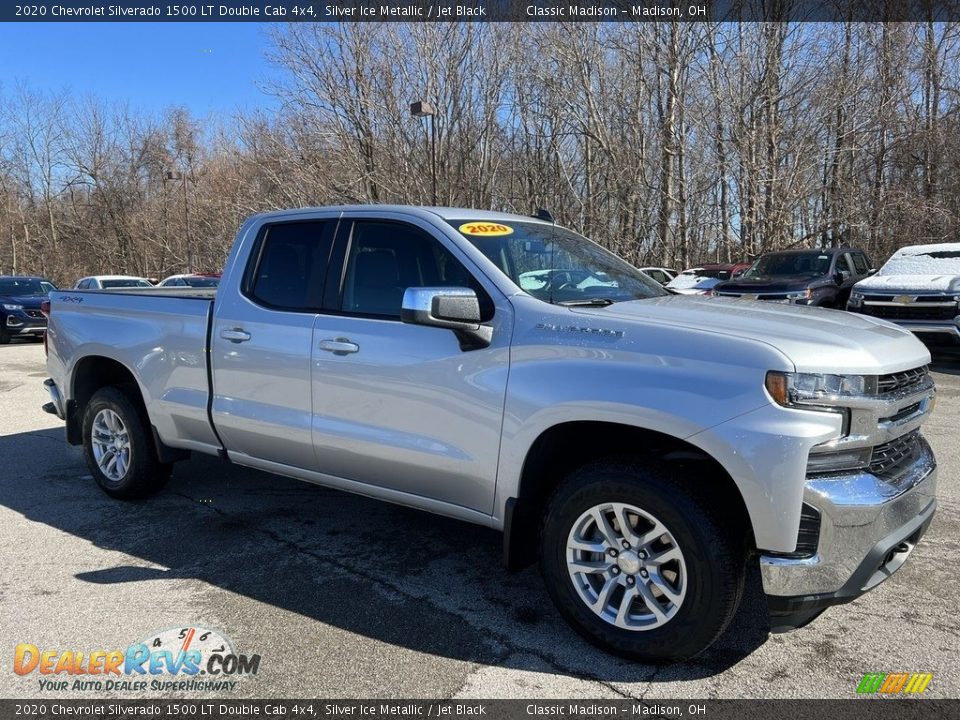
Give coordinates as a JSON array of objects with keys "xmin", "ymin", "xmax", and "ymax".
[
  {"xmin": 540, "ymin": 460, "xmax": 745, "ymax": 662},
  {"xmin": 82, "ymin": 386, "xmax": 171, "ymax": 499}
]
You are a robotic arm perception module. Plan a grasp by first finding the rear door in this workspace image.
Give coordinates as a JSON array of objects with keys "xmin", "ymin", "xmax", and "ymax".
[
  {"xmin": 211, "ymin": 216, "xmax": 338, "ymax": 469},
  {"xmin": 308, "ymin": 213, "xmax": 512, "ymax": 513}
]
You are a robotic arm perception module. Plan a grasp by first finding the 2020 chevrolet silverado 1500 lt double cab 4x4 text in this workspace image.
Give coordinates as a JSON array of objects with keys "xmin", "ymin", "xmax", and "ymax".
[{"xmin": 43, "ymin": 206, "xmax": 938, "ymax": 662}]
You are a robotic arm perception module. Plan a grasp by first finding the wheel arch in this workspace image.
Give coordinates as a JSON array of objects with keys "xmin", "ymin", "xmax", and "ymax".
[
  {"xmin": 67, "ymin": 354, "xmax": 185, "ymax": 464},
  {"xmin": 503, "ymin": 420, "xmax": 754, "ymax": 570}
]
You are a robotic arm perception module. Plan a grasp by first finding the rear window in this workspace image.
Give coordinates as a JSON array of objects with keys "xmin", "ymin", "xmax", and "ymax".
[
  {"xmin": 101, "ymin": 279, "xmax": 152, "ymax": 288},
  {"xmin": 248, "ymin": 220, "xmax": 336, "ymax": 311}
]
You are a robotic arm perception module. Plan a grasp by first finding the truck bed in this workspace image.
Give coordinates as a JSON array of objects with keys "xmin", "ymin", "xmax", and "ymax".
[{"xmin": 47, "ymin": 287, "xmax": 221, "ymax": 453}]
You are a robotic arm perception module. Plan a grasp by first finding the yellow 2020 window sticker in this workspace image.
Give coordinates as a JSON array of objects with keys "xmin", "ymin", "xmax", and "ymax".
[{"xmin": 458, "ymin": 222, "xmax": 514, "ymax": 237}]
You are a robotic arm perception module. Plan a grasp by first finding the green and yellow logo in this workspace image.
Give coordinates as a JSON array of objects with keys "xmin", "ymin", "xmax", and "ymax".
[{"xmin": 857, "ymin": 673, "xmax": 932, "ymax": 695}]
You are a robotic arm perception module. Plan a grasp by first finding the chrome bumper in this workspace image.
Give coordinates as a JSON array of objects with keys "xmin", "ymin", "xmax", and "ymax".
[
  {"xmin": 900, "ymin": 322, "xmax": 960, "ymax": 339},
  {"xmin": 761, "ymin": 434, "xmax": 937, "ymax": 599},
  {"xmin": 10, "ymin": 326, "xmax": 46, "ymax": 336}
]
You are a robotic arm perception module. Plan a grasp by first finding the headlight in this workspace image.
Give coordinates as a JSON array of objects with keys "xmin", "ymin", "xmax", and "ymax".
[
  {"xmin": 765, "ymin": 371, "xmax": 870, "ymax": 407},
  {"xmin": 786, "ymin": 289, "xmax": 812, "ymax": 301},
  {"xmin": 849, "ymin": 291, "xmax": 864, "ymax": 307},
  {"xmin": 2, "ymin": 303, "xmax": 23, "ymax": 311}
]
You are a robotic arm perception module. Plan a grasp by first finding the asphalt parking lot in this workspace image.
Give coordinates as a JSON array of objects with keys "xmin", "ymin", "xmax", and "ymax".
[{"xmin": 0, "ymin": 340, "xmax": 957, "ymax": 700}]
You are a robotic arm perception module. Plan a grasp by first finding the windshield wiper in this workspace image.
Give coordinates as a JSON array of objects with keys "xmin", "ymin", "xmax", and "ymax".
[{"xmin": 556, "ymin": 297, "xmax": 616, "ymax": 307}]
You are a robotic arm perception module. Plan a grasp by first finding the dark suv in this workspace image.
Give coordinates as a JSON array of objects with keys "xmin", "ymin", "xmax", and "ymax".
[
  {"xmin": 712, "ymin": 247, "xmax": 874, "ymax": 308},
  {"xmin": 0, "ymin": 276, "xmax": 57, "ymax": 344}
]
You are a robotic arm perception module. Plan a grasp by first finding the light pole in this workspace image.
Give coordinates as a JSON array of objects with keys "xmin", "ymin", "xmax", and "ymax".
[
  {"xmin": 410, "ymin": 101, "xmax": 437, "ymax": 206},
  {"xmin": 165, "ymin": 169, "xmax": 193, "ymax": 273}
]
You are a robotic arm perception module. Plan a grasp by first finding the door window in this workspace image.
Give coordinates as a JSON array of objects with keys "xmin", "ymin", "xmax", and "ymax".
[
  {"xmin": 247, "ymin": 221, "xmax": 336, "ymax": 312},
  {"xmin": 340, "ymin": 220, "xmax": 489, "ymax": 320},
  {"xmin": 836, "ymin": 254, "xmax": 854, "ymax": 276},
  {"xmin": 851, "ymin": 253, "xmax": 869, "ymax": 275}
]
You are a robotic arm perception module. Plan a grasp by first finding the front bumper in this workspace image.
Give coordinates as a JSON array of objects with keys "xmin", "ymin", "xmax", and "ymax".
[
  {"xmin": 899, "ymin": 321, "xmax": 960, "ymax": 342},
  {"xmin": 4, "ymin": 312, "xmax": 46, "ymax": 336},
  {"xmin": 761, "ymin": 434, "xmax": 937, "ymax": 629}
]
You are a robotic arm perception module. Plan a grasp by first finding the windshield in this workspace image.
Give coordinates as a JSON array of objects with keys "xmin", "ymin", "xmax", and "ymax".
[
  {"xmin": 102, "ymin": 279, "xmax": 152, "ymax": 288},
  {"xmin": 880, "ymin": 246, "xmax": 960, "ymax": 275},
  {"xmin": 744, "ymin": 252, "xmax": 832, "ymax": 279},
  {"xmin": 0, "ymin": 278, "xmax": 48, "ymax": 296},
  {"xmin": 450, "ymin": 220, "xmax": 665, "ymax": 305}
]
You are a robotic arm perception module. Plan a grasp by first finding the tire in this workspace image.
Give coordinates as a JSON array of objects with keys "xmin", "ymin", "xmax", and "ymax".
[
  {"xmin": 540, "ymin": 458, "xmax": 746, "ymax": 662},
  {"xmin": 82, "ymin": 386, "xmax": 171, "ymax": 499},
  {"xmin": 0, "ymin": 329, "xmax": 10, "ymax": 345}
]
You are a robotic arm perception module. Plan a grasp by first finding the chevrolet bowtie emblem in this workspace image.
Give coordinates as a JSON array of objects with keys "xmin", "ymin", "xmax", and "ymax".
[{"xmin": 893, "ymin": 295, "xmax": 915, "ymax": 305}]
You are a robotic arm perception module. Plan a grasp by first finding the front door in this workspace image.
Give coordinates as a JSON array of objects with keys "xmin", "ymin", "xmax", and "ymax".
[{"xmin": 310, "ymin": 216, "xmax": 511, "ymax": 513}]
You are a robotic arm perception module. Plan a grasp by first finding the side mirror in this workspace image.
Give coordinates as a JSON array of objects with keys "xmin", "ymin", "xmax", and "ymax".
[
  {"xmin": 401, "ymin": 287, "xmax": 492, "ymax": 350},
  {"xmin": 835, "ymin": 271, "xmax": 850, "ymax": 284},
  {"xmin": 867, "ymin": 268, "xmax": 878, "ymax": 276}
]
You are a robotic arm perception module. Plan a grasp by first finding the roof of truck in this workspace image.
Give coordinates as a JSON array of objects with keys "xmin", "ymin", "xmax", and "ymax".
[{"xmin": 251, "ymin": 205, "xmax": 555, "ymax": 225}]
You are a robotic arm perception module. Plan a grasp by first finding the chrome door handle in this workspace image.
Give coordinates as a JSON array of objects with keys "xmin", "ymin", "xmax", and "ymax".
[
  {"xmin": 319, "ymin": 338, "xmax": 359, "ymax": 355},
  {"xmin": 220, "ymin": 328, "xmax": 251, "ymax": 343}
]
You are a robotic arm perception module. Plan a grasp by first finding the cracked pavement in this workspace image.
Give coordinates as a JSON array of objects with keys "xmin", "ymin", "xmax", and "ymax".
[{"xmin": 0, "ymin": 341, "xmax": 958, "ymax": 699}]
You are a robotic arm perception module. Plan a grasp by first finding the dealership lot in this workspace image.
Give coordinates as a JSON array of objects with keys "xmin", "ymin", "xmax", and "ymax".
[{"xmin": 1, "ymin": 341, "xmax": 957, "ymax": 699}]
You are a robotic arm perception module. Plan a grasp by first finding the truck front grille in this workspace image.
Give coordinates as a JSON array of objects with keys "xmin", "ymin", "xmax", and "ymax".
[
  {"xmin": 861, "ymin": 304, "xmax": 957, "ymax": 321},
  {"xmin": 870, "ymin": 431, "xmax": 921, "ymax": 476},
  {"xmin": 877, "ymin": 366, "xmax": 929, "ymax": 395}
]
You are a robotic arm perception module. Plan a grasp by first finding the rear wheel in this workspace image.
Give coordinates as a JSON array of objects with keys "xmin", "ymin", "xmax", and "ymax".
[
  {"xmin": 82, "ymin": 386, "xmax": 171, "ymax": 499},
  {"xmin": 540, "ymin": 459, "xmax": 745, "ymax": 662}
]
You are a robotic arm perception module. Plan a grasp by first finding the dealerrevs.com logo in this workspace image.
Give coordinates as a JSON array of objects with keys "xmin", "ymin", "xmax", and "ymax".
[{"xmin": 14, "ymin": 626, "xmax": 260, "ymax": 693}]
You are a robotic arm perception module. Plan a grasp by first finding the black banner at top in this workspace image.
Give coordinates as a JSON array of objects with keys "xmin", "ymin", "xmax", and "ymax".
[{"xmin": 4, "ymin": 0, "xmax": 960, "ymax": 22}]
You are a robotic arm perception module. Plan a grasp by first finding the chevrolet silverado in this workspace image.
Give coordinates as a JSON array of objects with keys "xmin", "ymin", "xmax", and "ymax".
[{"xmin": 43, "ymin": 206, "xmax": 938, "ymax": 661}]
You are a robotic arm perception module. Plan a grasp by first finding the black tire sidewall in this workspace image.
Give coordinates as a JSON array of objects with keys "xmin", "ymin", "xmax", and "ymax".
[
  {"xmin": 82, "ymin": 386, "xmax": 166, "ymax": 499},
  {"xmin": 540, "ymin": 463, "xmax": 744, "ymax": 662}
]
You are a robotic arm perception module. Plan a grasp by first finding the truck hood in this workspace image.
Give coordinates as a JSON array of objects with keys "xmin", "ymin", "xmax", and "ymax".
[
  {"xmin": 714, "ymin": 275, "xmax": 830, "ymax": 294},
  {"xmin": 854, "ymin": 273, "xmax": 960, "ymax": 294},
  {"xmin": 0, "ymin": 294, "xmax": 45, "ymax": 309},
  {"xmin": 569, "ymin": 295, "xmax": 929, "ymax": 374}
]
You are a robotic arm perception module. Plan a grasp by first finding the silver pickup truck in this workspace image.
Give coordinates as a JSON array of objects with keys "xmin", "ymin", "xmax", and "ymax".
[{"xmin": 43, "ymin": 206, "xmax": 938, "ymax": 662}]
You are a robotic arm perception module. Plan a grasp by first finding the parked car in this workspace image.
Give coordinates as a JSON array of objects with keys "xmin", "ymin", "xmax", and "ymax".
[
  {"xmin": 665, "ymin": 264, "xmax": 736, "ymax": 295},
  {"xmin": 638, "ymin": 267, "xmax": 677, "ymax": 286},
  {"xmin": 847, "ymin": 242, "xmax": 960, "ymax": 345},
  {"xmin": 0, "ymin": 275, "xmax": 57, "ymax": 344},
  {"xmin": 44, "ymin": 205, "xmax": 937, "ymax": 661},
  {"xmin": 517, "ymin": 268, "xmax": 618, "ymax": 293},
  {"xmin": 158, "ymin": 273, "xmax": 222, "ymax": 288},
  {"xmin": 73, "ymin": 275, "xmax": 154, "ymax": 290},
  {"xmin": 713, "ymin": 248, "xmax": 873, "ymax": 307}
]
